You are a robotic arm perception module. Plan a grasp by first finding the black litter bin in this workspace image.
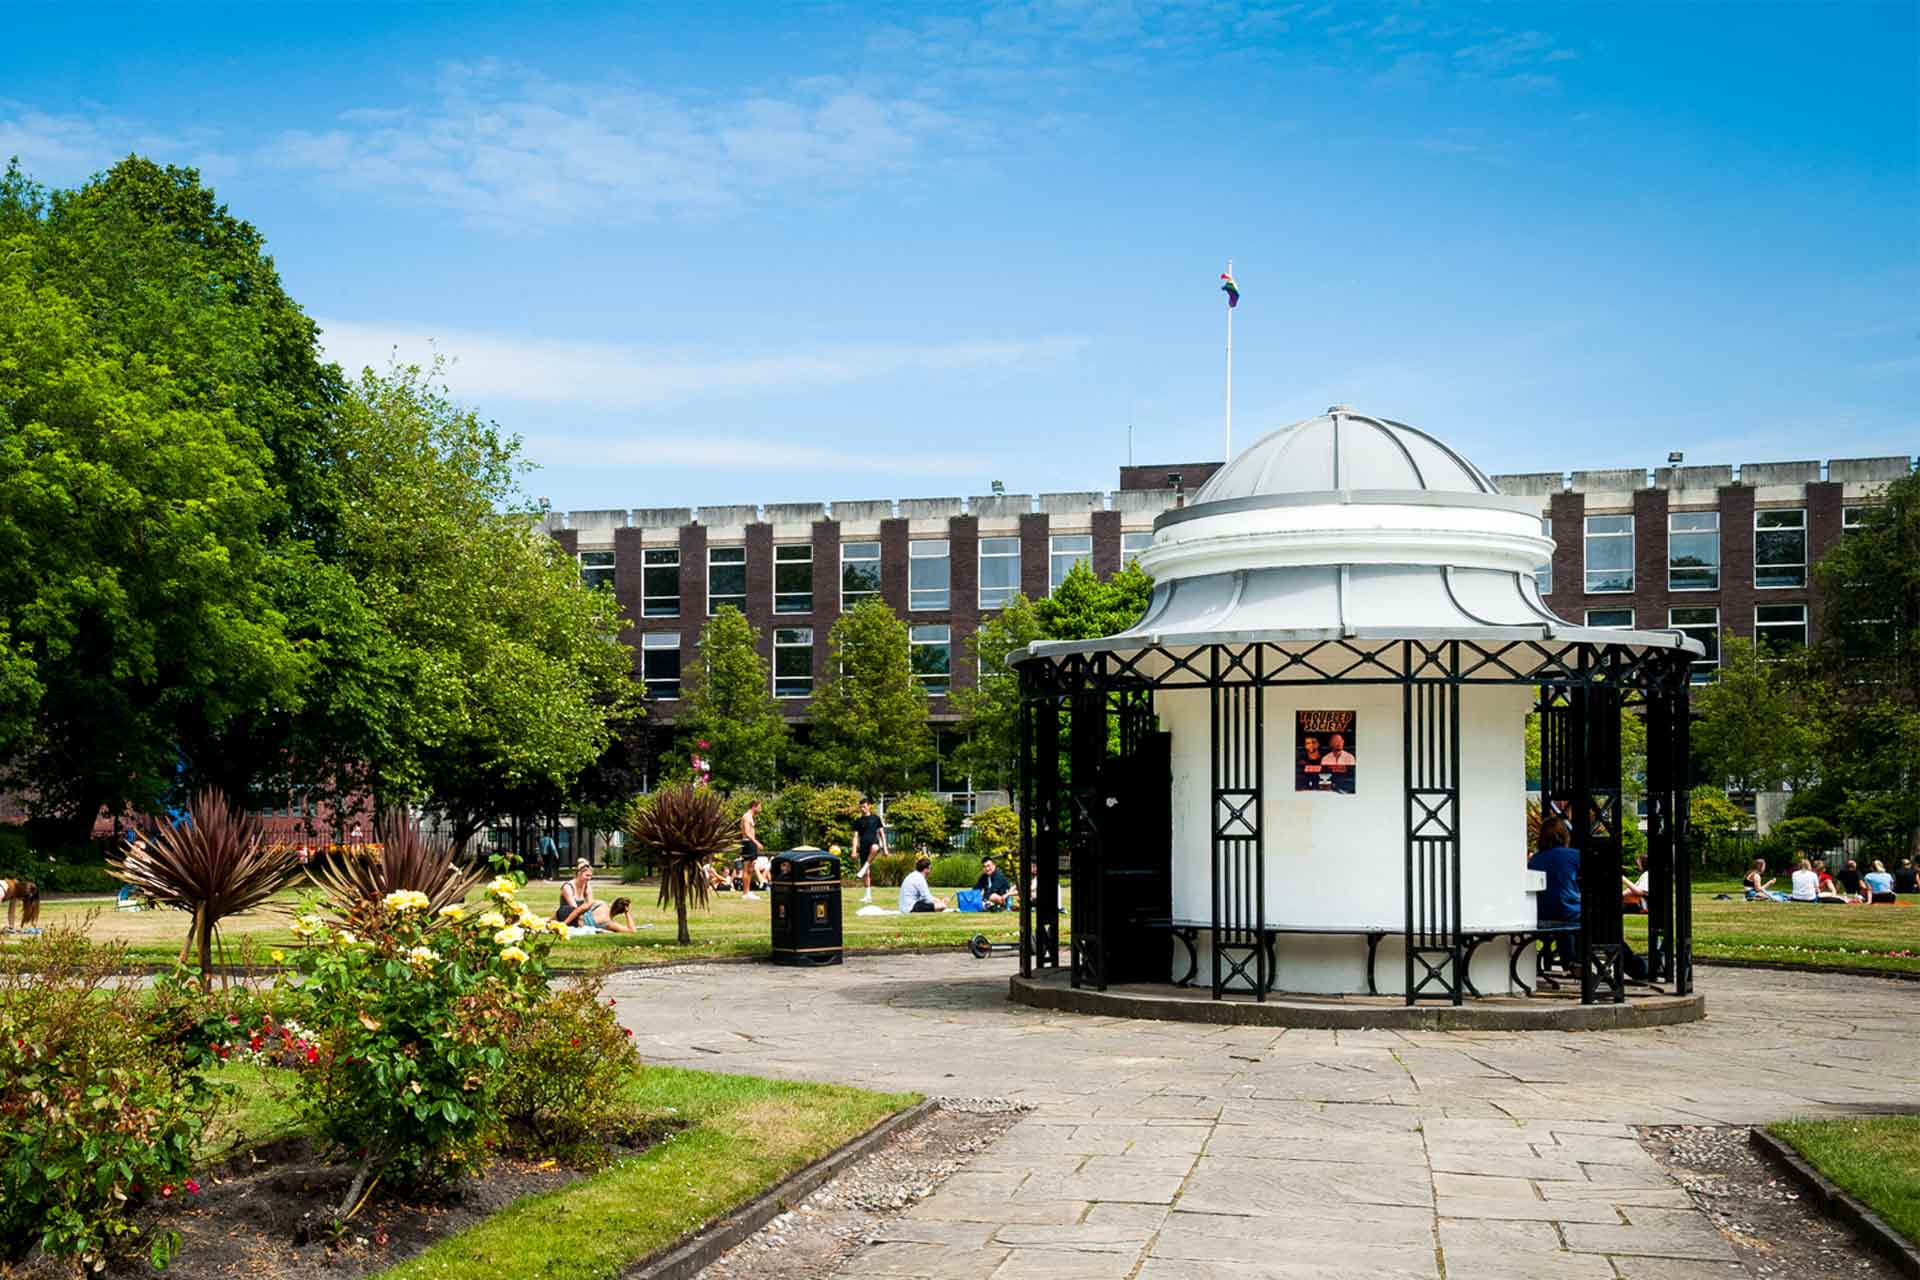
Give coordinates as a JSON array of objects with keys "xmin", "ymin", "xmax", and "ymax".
[{"xmin": 770, "ymin": 849, "xmax": 842, "ymax": 966}]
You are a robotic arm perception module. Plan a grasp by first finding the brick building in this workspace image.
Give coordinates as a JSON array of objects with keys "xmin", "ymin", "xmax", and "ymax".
[{"xmin": 544, "ymin": 451, "xmax": 1913, "ymax": 745}]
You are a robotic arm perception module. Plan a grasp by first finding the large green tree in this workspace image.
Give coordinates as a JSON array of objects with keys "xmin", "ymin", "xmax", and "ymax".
[
  {"xmin": 806, "ymin": 600, "xmax": 931, "ymax": 795},
  {"xmin": 1033, "ymin": 561, "xmax": 1153, "ymax": 640},
  {"xmin": 948, "ymin": 594, "xmax": 1044, "ymax": 791},
  {"xmin": 1690, "ymin": 636, "xmax": 1819, "ymax": 793},
  {"xmin": 1807, "ymin": 472, "xmax": 1920, "ymax": 854},
  {"xmin": 0, "ymin": 158, "xmax": 325, "ymax": 837},
  {"xmin": 677, "ymin": 607, "xmax": 787, "ymax": 791}
]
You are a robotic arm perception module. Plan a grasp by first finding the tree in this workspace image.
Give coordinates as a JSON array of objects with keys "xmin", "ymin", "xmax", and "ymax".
[
  {"xmin": 677, "ymin": 607, "xmax": 787, "ymax": 791},
  {"xmin": 1033, "ymin": 561, "xmax": 1153, "ymax": 640},
  {"xmin": 1691, "ymin": 637, "xmax": 1819, "ymax": 792},
  {"xmin": 806, "ymin": 601, "xmax": 932, "ymax": 795},
  {"xmin": 1524, "ymin": 707, "xmax": 1648, "ymax": 804},
  {"xmin": 0, "ymin": 159, "xmax": 319, "ymax": 836},
  {"xmin": 949, "ymin": 595, "xmax": 1044, "ymax": 792},
  {"xmin": 1688, "ymin": 786, "xmax": 1748, "ymax": 843},
  {"xmin": 1808, "ymin": 471, "xmax": 1920, "ymax": 855}
]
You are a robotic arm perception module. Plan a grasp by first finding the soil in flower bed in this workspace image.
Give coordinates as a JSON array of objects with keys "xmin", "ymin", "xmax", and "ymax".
[{"xmin": 68, "ymin": 1126, "xmax": 676, "ymax": 1280}]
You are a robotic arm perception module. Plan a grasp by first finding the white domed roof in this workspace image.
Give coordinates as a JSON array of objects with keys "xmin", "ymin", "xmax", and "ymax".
[{"xmin": 1193, "ymin": 407, "xmax": 1496, "ymax": 503}]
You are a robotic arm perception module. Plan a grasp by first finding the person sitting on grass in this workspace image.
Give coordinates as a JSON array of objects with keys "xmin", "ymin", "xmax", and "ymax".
[
  {"xmin": 1621, "ymin": 853, "xmax": 1650, "ymax": 914},
  {"xmin": 974, "ymin": 857, "xmax": 1013, "ymax": 911},
  {"xmin": 898, "ymin": 855, "xmax": 948, "ymax": 914},
  {"xmin": 1813, "ymin": 858, "xmax": 1858, "ymax": 904},
  {"xmin": 1790, "ymin": 857, "xmax": 1820, "ymax": 902},
  {"xmin": 1835, "ymin": 859, "xmax": 1868, "ymax": 901},
  {"xmin": 1744, "ymin": 858, "xmax": 1786, "ymax": 902},
  {"xmin": 556, "ymin": 859, "xmax": 604, "ymax": 929},
  {"xmin": 1894, "ymin": 858, "xmax": 1920, "ymax": 896},
  {"xmin": 1862, "ymin": 860, "xmax": 1897, "ymax": 904}
]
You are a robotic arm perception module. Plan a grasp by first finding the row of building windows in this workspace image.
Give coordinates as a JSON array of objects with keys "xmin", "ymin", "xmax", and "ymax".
[
  {"xmin": 1580, "ymin": 602, "xmax": 1808, "ymax": 682},
  {"xmin": 1534, "ymin": 504, "xmax": 1876, "ymax": 598},
  {"xmin": 586, "ymin": 534, "xmax": 1154, "ymax": 617},
  {"xmin": 638, "ymin": 624, "xmax": 957, "ymax": 701}
]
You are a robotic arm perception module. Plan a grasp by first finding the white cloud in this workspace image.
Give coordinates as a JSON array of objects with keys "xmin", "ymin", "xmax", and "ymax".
[
  {"xmin": 0, "ymin": 104, "xmax": 235, "ymax": 185},
  {"xmin": 317, "ymin": 318, "xmax": 1089, "ymax": 410},
  {"xmin": 267, "ymin": 61, "xmax": 973, "ymax": 226}
]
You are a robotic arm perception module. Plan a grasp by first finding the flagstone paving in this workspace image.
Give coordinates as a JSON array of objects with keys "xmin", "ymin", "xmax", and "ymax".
[{"xmin": 606, "ymin": 956, "xmax": 1919, "ymax": 1279}]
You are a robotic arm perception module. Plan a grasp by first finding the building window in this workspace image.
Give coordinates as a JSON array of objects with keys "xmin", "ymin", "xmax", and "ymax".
[
  {"xmin": 1755, "ymin": 603, "xmax": 1808, "ymax": 653},
  {"xmin": 909, "ymin": 539, "xmax": 949, "ymax": 611},
  {"xmin": 1049, "ymin": 534, "xmax": 1092, "ymax": 592},
  {"xmin": 841, "ymin": 541, "xmax": 881, "ymax": 608},
  {"xmin": 1669, "ymin": 606, "xmax": 1720, "ymax": 683},
  {"xmin": 1122, "ymin": 531, "xmax": 1152, "ymax": 564},
  {"xmin": 642, "ymin": 633, "xmax": 681, "ymax": 700},
  {"xmin": 643, "ymin": 548, "xmax": 680, "ymax": 617},
  {"xmin": 1535, "ymin": 517, "xmax": 1553, "ymax": 596},
  {"xmin": 979, "ymin": 536, "xmax": 1021, "ymax": 608},
  {"xmin": 774, "ymin": 627, "xmax": 813, "ymax": 697},
  {"xmin": 1842, "ymin": 505, "xmax": 1875, "ymax": 535},
  {"xmin": 774, "ymin": 544, "xmax": 812, "ymax": 614},
  {"xmin": 578, "ymin": 550, "xmax": 615, "ymax": 591},
  {"xmin": 708, "ymin": 546, "xmax": 746, "ymax": 615},
  {"xmin": 1583, "ymin": 515, "xmax": 1633, "ymax": 593},
  {"xmin": 1585, "ymin": 608, "xmax": 1635, "ymax": 629},
  {"xmin": 910, "ymin": 624, "xmax": 951, "ymax": 692},
  {"xmin": 1667, "ymin": 511, "xmax": 1719, "ymax": 591},
  {"xmin": 1754, "ymin": 509, "xmax": 1807, "ymax": 588}
]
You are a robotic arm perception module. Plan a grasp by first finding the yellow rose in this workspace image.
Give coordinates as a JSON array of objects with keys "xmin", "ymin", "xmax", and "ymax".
[
  {"xmin": 382, "ymin": 889, "xmax": 431, "ymax": 913},
  {"xmin": 405, "ymin": 945, "xmax": 436, "ymax": 970},
  {"xmin": 493, "ymin": 925, "xmax": 526, "ymax": 946},
  {"xmin": 477, "ymin": 910, "xmax": 507, "ymax": 929},
  {"xmin": 499, "ymin": 945, "xmax": 529, "ymax": 965},
  {"xmin": 488, "ymin": 876, "xmax": 519, "ymax": 899},
  {"xmin": 289, "ymin": 915, "xmax": 325, "ymax": 940},
  {"xmin": 438, "ymin": 904, "xmax": 466, "ymax": 920},
  {"xmin": 270, "ymin": 949, "xmax": 286, "ymax": 963}
]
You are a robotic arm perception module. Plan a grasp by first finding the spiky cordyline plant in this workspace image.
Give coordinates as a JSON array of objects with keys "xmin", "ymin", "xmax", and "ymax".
[
  {"xmin": 307, "ymin": 812, "xmax": 489, "ymax": 924},
  {"xmin": 108, "ymin": 789, "xmax": 298, "ymax": 987},
  {"xmin": 626, "ymin": 783, "xmax": 735, "ymax": 944}
]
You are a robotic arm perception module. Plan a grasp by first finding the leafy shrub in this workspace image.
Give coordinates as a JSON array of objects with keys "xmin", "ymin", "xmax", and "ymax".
[
  {"xmin": 495, "ymin": 967, "xmax": 643, "ymax": 1165},
  {"xmin": 287, "ymin": 879, "xmax": 561, "ymax": 1212},
  {"xmin": 885, "ymin": 792, "xmax": 950, "ymax": 853},
  {"xmin": 1773, "ymin": 815, "xmax": 1844, "ymax": 856},
  {"xmin": 927, "ymin": 854, "xmax": 982, "ymax": 888},
  {"xmin": 0, "ymin": 929, "xmax": 226, "ymax": 1268},
  {"xmin": 769, "ymin": 783, "xmax": 817, "ymax": 848},
  {"xmin": 805, "ymin": 785, "xmax": 865, "ymax": 851},
  {"xmin": 866, "ymin": 852, "xmax": 916, "ymax": 888},
  {"xmin": 0, "ymin": 827, "xmax": 126, "ymax": 893},
  {"xmin": 968, "ymin": 806, "xmax": 1021, "ymax": 861}
]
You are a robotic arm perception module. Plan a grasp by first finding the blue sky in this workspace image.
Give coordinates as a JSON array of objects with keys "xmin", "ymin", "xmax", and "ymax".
[{"xmin": 4, "ymin": 1, "xmax": 1914, "ymax": 510}]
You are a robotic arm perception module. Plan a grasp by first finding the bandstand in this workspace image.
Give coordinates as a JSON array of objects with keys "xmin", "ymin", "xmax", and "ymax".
[{"xmin": 1012, "ymin": 409, "xmax": 1702, "ymax": 1024}]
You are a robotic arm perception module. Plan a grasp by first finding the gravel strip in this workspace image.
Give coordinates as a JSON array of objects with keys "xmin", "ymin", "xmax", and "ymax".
[
  {"xmin": 1640, "ymin": 1124, "xmax": 1905, "ymax": 1278},
  {"xmin": 694, "ymin": 1098, "xmax": 1032, "ymax": 1279}
]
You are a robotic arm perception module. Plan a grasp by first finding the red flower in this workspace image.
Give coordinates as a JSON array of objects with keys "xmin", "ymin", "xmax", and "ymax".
[
  {"xmin": 305, "ymin": 1045, "xmax": 319, "ymax": 1064},
  {"xmin": 185, "ymin": 1179, "xmax": 201, "ymax": 1195},
  {"xmin": 160, "ymin": 1184, "xmax": 174, "ymax": 1198}
]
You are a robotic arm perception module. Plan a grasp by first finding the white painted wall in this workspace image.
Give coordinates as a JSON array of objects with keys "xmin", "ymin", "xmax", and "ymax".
[{"xmin": 1160, "ymin": 681, "xmax": 1537, "ymax": 994}]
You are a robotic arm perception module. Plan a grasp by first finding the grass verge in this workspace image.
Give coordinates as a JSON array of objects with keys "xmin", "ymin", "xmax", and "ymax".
[
  {"xmin": 374, "ymin": 1066, "xmax": 915, "ymax": 1280},
  {"xmin": 1767, "ymin": 1115, "xmax": 1920, "ymax": 1246},
  {"xmin": 1625, "ymin": 887, "xmax": 1920, "ymax": 977}
]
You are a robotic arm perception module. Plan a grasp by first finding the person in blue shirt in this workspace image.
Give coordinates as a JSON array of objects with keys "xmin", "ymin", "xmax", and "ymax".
[{"xmin": 1528, "ymin": 819, "xmax": 1582, "ymax": 923}]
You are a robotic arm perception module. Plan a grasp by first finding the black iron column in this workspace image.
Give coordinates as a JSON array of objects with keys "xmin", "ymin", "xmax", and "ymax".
[
  {"xmin": 1403, "ymin": 669, "xmax": 1464, "ymax": 1005},
  {"xmin": 1069, "ymin": 686, "xmax": 1108, "ymax": 990},
  {"xmin": 1017, "ymin": 678, "xmax": 1034, "ymax": 980},
  {"xmin": 1209, "ymin": 644, "xmax": 1268, "ymax": 999},
  {"xmin": 1033, "ymin": 693, "xmax": 1062, "ymax": 971},
  {"xmin": 1574, "ymin": 684, "xmax": 1627, "ymax": 1004}
]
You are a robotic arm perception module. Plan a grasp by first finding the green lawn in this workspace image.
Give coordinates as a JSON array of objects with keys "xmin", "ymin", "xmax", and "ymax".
[
  {"xmin": 1768, "ymin": 1116, "xmax": 1920, "ymax": 1246},
  {"xmin": 29, "ymin": 880, "xmax": 1036, "ymax": 970},
  {"xmin": 1625, "ymin": 879, "xmax": 1920, "ymax": 976},
  {"xmin": 374, "ymin": 1067, "xmax": 912, "ymax": 1280},
  {"xmin": 192, "ymin": 1058, "xmax": 914, "ymax": 1280}
]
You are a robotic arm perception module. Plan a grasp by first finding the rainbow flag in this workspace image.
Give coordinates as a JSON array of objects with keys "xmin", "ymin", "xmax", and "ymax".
[{"xmin": 1220, "ymin": 271, "xmax": 1239, "ymax": 308}]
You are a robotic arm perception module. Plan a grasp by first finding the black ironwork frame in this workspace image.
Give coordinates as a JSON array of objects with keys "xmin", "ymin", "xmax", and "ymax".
[{"xmin": 1016, "ymin": 636, "xmax": 1694, "ymax": 1007}]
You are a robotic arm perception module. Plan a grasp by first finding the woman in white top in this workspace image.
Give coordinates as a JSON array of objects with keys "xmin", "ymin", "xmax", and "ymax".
[{"xmin": 1789, "ymin": 859, "xmax": 1820, "ymax": 902}]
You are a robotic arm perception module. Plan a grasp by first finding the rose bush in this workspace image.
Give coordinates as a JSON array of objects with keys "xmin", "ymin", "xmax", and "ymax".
[
  {"xmin": 494, "ymin": 966, "xmax": 643, "ymax": 1166},
  {"xmin": 284, "ymin": 877, "xmax": 565, "ymax": 1214}
]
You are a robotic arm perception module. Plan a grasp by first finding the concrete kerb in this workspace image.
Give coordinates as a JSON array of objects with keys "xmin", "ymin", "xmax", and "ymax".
[
  {"xmin": 1008, "ymin": 973, "xmax": 1707, "ymax": 1030},
  {"xmin": 1749, "ymin": 1128, "xmax": 1920, "ymax": 1279},
  {"xmin": 622, "ymin": 1098, "xmax": 940, "ymax": 1280}
]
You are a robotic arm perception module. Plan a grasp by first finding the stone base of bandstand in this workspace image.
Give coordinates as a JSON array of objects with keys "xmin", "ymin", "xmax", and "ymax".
[{"xmin": 1009, "ymin": 968, "xmax": 1706, "ymax": 1030}]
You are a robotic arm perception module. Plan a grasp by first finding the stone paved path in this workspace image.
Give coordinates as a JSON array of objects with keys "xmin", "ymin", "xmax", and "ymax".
[{"xmin": 605, "ymin": 957, "xmax": 1920, "ymax": 1280}]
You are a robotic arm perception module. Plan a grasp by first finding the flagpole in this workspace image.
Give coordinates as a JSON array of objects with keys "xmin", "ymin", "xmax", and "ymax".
[{"xmin": 1223, "ymin": 258, "xmax": 1234, "ymax": 460}]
